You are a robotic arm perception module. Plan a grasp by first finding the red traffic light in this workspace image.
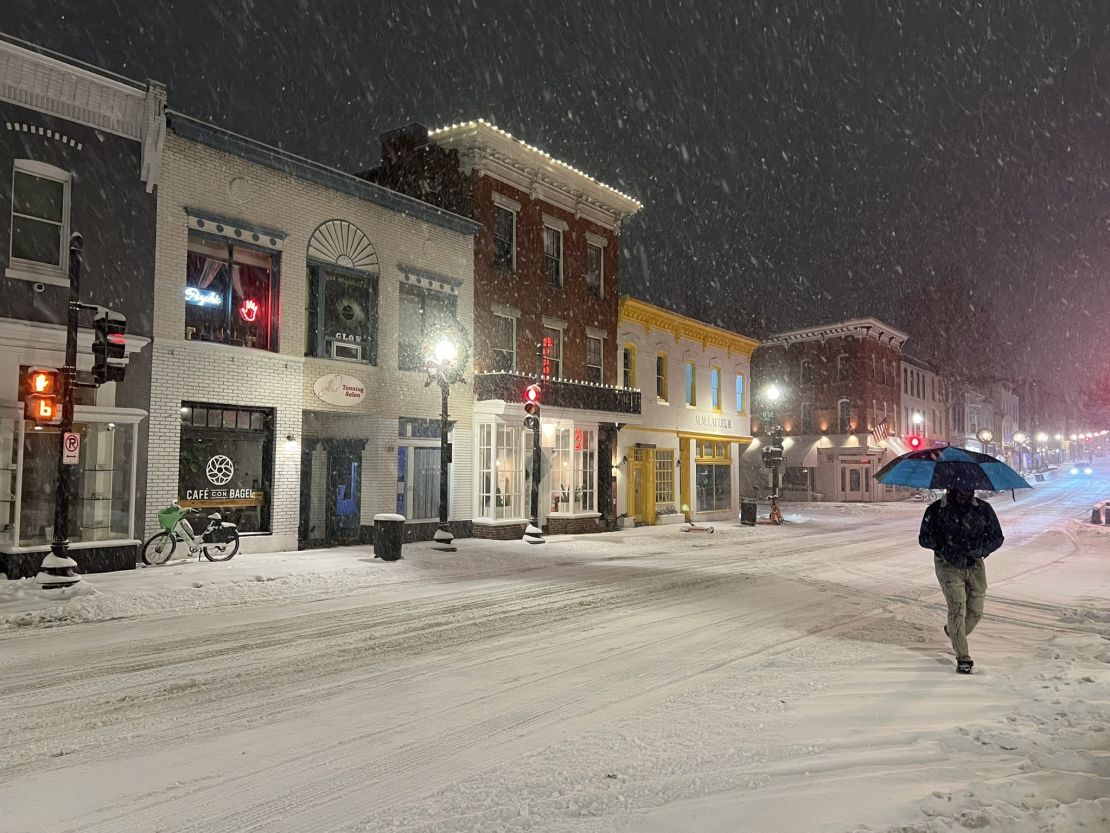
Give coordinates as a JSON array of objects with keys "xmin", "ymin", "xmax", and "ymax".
[
  {"xmin": 524, "ymin": 384, "xmax": 541, "ymax": 404},
  {"xmin": 908, "ymin": 435, "xmax": 922, "ymax": 449}
]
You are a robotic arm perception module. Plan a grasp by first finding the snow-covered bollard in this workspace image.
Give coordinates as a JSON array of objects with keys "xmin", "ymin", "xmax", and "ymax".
[
  {"xmin": 522, "ymin": 523, "xmax": 544, "ymax": 544},
  {"xmin": 36, "ymin": 551, "xmax": 81, "ymax": 589}
]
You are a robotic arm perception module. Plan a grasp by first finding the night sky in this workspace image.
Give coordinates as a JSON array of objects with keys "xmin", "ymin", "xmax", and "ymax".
[{"xmin": 7, "ymin": 0, "xmax": 1109, "ymax": 407}]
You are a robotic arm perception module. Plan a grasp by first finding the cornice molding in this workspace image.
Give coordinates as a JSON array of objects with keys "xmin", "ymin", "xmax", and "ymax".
[
  {"xmin": 618, "ymin": 297, "xmax": 759, "ymax": 357},
  {"xmin": 428, "ymin": 119, "xmax": 643, "ymax": 224},
  {"xmin": 762, "ymin": 318, "xmax": 909, "ymax": 350}
]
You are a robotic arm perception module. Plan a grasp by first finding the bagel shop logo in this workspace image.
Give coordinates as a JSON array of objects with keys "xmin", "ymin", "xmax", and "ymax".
[{"xmin": 182, "ymin": 453, "xmax": 257, "ymax": 502}]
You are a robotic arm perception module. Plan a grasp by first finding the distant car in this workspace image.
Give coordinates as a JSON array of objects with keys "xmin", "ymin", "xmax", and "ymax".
[{"xmin": 1069, "ymin": 465, "xmax": 1094, "ymax": 476}]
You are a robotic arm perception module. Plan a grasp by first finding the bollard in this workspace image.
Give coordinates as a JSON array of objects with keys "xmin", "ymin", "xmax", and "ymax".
[{"xmin": 1092, "ymin": 503, "xmax": 1105, "ymax": 525}]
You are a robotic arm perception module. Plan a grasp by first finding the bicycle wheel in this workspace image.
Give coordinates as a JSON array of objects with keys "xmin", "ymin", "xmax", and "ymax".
[
  {"xmin": 203, "ymin": 529, "xmax": 240, "ymax": 562},
  {"xmin": 142, "ymin": 532, "xmax": 177, "ymax": 566}
]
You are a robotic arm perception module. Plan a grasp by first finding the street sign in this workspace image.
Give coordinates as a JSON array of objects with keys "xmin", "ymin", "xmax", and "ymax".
[{"xmin": 62, "ymin": 432, "xmax": 81, "ymax": 466}]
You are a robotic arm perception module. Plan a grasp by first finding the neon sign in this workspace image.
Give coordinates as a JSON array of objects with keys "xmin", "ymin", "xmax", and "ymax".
[
  {"xmin": 239, "ymin": 299, "xmax": 260, "ymax": 322},
  {"xmin": 184, "ymin": 287, "xmax": 222, "ymax": 306}
]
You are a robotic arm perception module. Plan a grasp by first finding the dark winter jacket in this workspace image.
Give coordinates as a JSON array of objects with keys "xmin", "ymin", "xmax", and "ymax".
[{"xmin": 918, "ymin": 494, "xmax": 1004, "ymax": 568}]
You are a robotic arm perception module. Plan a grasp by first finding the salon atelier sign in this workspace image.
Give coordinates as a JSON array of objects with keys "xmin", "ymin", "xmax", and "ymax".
[{"xmin": 313, "ymin": 373, "xmax": 366, "ymax": 407}]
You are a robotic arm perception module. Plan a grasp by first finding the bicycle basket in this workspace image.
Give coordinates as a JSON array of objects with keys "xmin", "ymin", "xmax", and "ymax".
[{"xmin": 158, "ymin": 505, "xmax": 187, "ymax": 531}]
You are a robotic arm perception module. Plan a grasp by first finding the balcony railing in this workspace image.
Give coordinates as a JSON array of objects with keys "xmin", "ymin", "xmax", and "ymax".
[{"xmin": 474, "ymin": 371, "xmax": 641, "ymax": 415}]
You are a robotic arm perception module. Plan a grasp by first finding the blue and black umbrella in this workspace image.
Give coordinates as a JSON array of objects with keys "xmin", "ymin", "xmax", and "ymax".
[{"xmin": 875, "ymin": 445, "xmax": 1031, "ymax": 492}]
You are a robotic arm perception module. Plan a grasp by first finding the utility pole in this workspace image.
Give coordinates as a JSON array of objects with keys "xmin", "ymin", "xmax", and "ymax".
[
  {"xmin": 38, "ymin": 234, "xmax": 85, "ymax": 589},
  {"xmin": 523, "ymin": 343, "xmax": 544, "ymax": 544}
]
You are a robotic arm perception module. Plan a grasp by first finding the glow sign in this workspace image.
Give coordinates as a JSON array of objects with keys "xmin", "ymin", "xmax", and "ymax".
[
  {"xmin": 185, "ymin": 287, "xmax": 222, "ymax": 306},
  {"xmin": 239, "ymin": 299, "xmax": 260, "ymax": 322}
]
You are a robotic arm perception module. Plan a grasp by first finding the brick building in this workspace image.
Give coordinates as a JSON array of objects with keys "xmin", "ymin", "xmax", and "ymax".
[
  {"xmin": 369, "ymin": 120, "xmax": 643, "ymax": 536},
  {"xmin": 743, "ymin": 318, "xmax": 909, "ymax": 503},
  {"xmin": 0, "ymin": 36, "xmax": 163, "ymax": 577},
  {"xmin": 900, "ymin": 353, "xmax": 948, "ymax": 444},
  {"xmin": 147, "ymin": 114, "xmax": 479, "ymax": 553}
]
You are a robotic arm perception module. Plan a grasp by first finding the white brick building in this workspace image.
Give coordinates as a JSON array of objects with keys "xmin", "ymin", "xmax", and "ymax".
[{"xmin": 146, "ymin": 115, "xmax": 478, "ymax": 552}]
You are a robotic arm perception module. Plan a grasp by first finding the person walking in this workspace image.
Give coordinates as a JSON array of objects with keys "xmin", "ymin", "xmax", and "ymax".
[{"xmin": 918, "ymin": 488, "xmax": 1005, "ymax": 674}]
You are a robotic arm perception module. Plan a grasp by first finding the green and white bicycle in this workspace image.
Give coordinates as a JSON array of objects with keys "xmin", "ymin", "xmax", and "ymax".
[{"xmin": 142, "ymin": 502, "xmax": 241, "ymax": 565}]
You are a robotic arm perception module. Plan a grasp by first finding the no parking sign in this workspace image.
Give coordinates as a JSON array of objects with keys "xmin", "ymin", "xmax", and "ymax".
[{"xmin": 62, "ymin": 432, "xmax": 81, "ymax": 466}]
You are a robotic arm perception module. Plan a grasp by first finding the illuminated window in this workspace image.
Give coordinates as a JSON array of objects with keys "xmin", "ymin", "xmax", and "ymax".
[
  {"xmin": 735, "ymin": 373, "xmax": 745, "ymax": 413},
  {"xmin": 685, "ymin": 361, "xmax": 697, "ymax": 406},
  {"xmin": 695, "ymin": 440, "xmax": 731, "ymax": 511},
  {"xmin": 542, "ymin": 326, "xmax": 562, "ymax": 378},
  {"xmin": 655, "ymin": 450, "xmax": 675, "ymax": 504},
  {"xmin": 185, "ymin": 234, "xmax": 277, "ymax": 351},
  {"xmin": 711, "ymin": 367, "xmax": 722, "ymax": 410}
]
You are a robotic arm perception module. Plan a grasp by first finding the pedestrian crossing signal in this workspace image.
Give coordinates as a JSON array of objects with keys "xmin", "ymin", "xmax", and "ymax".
[{"xmin": 24, "ymin": 368, "xmax": 61, "ymax": 424}]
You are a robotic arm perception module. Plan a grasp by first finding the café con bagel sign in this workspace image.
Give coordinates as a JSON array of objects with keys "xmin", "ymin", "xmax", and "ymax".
[{"xmin": 313, "ymin": 373, "xmax": 367, "ymax": 407}]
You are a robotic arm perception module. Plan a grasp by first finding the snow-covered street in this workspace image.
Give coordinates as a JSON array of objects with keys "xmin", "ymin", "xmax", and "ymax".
[{"xmin": 2, "ymin": 474, "xmax": 1109, "ymax": 833}]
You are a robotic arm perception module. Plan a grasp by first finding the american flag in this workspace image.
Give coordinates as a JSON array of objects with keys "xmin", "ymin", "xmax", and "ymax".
[{"xmin": 869, "ymin": 417, "xmax": 890, "ymax": 446}]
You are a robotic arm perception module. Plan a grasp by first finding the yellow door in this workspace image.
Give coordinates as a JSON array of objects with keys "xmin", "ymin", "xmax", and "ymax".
[{"xmin": 627, "ymin": 448, "xmax": 657, "ymax": 524}]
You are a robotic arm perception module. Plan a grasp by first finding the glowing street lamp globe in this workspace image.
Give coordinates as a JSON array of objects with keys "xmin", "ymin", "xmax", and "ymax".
[
  {"xmin": 433, "ymin": 338, "xmax": 458, "ymax": 365},
  {"xmin": 1013, "ymin": 431, "xmax": 1027, "ymax": 445},
  {"xmin": 912, "ymin": 412, "xmax": 924, "ymax": 426},
  {"xmin": 766, "ymin": 384, "xmax": 782, "ymax": 402},
  {"xmin": 1035, "ymin": 432, "xmax": 1048, "ymax": 444}
]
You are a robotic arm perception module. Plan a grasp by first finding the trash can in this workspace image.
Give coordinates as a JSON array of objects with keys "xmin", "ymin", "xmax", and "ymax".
[
  {"xmin": 374, "ymin": 513, "xmax": 405, "ymax": 560},
  {"xmin": 739, "ymin": 500, "xmax": 757, "ymax": 526},
  {"xmin": 1091, "ymin": 504, "xmax": 1105, "ymax": 526}
]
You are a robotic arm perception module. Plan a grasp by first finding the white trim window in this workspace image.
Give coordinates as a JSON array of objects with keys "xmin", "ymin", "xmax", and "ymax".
[
  {"xmin": 586, "ymin": 334, "xmax": 603, "ymax": 383},
  {"xmin": 8, "ymin": 160, "xmax": 71, "ymax": 285},
  {"xmin": 491, "ymin": 312, "xmax": 516, "ymax": 372},
  {"xmin": 837, "ymin": 353, "xmax": 850, "ymax": 382},
  {"xmin": 477, "ymin": 422, "xmax": 524, "ymax": 520},
  {"xmin": 492, "ymin": 205, "xmax": 516, "ymax": 270},
  {"xmin": 543, "ymin": 225, "xmax": 563, "ymax": 287},
  {"xmin": 838, "ymin": 399, "xmax": 852, "ymax": 433},
  {"xmin": 542, "ymin": 325, "xmax": 563, "ymax": 378},
  {"xmin": 586, "ymin": 241, "xmax": 603, "ymax": 297}
]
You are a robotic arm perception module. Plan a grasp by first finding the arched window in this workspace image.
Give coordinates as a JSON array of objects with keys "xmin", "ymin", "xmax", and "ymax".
[
  {"xmin": 799, "ymin": 358, "xmax": 812, "ymax": 385},
  {"xmin": 838, "ymin": 399, "xmax": 852, "ymax": 433},
  {"xmin": 306, "ymin": 220, "xmax": 381, "ymax": 363}
]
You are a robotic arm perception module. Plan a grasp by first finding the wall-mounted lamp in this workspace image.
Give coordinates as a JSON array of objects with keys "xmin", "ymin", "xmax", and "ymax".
[{"xmin": 611, "ymin": 455, "xmax": 627, "ymax": 471}]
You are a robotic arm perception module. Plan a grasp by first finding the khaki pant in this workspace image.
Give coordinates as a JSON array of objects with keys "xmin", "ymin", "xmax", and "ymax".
[{"xmin": 934, "ymin": 555, "xmax": 987, "ymax": 659}]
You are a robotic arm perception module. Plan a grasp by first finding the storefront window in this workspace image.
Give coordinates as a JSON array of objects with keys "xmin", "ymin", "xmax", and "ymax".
[
  {"xmin": 179, "ymin": 403, "xmax": 273, "ymax": 533},
  {"xmin": 575, "ymin": 428, "xmax": 596, "ymax": 512},
  {"xmin": 551, "ymin": 427, "xmax": 596, "ymax": 513},
  {"xmin": 695, "ymin": 440, "xmax": 731, "ymax": 512},
  {"xmin": 0, "ymin": 417, "xmax": 17, "ymax": 546},
  {"xmin": 655, "ymin": 450, "xmax": 675, "ymax": 505},
  {"xmin": 17, "ymin": 421, "xmax": 134, "ymax": 546},
  {"xmin": 478, "ymin": 422, "xmax": 524, "ymax": 519},
  {"xmin": 185, "ymin": 235, "xmax": 277, "ymax": 351}
]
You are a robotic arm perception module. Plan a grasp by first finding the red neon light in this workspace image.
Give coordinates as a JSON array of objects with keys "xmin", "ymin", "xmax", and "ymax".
[
  {"xmin": 542, "ymin": 336, "xmax": 554, "ymax": 376},
  {"xmin": 239, "ymin": 299, "xmax": 260, "ymax": 322}
]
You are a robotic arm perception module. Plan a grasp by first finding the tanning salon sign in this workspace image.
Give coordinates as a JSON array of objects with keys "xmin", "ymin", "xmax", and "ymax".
[{"xmin": 181, "ymin": 451, "xmax": 261, "ymax": 504}]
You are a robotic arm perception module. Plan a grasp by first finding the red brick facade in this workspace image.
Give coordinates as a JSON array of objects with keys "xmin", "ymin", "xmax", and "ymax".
[
  {"xmin": 472, "ymin": 176, "xmax": 620, "ymax": 383},
  {"xmin": 751, "ymin": 330, "xmax": 903, "ymax": 436}
]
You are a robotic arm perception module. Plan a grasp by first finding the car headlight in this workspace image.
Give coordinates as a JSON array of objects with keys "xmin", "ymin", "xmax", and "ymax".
[
  {"xmin": 1070, "ymin": 467, "xmax": 1079, "ymax": 475},
  {"xmin": 1084, "ymin": 467, "xmax": 1093, "ymax": 475}
]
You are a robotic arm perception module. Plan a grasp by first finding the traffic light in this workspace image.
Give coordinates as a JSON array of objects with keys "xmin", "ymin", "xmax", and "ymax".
[
  {"xmin": 908, "ymin": 435, "xmax": 923, "ymax": 449},
  {"xmin": 24, "ymin": 367, "xmax": 61, "ymax": 424},
  {"xmin": 92, "ymin": 307, "xmax": 128, "ymax": 384},
  {"xmin": 761, "ymin": 445, "xmax": 783, "ymax": 469},
  {"xmin": 523, "ymin": 383, "xmax": 541, "ymax": 430}
]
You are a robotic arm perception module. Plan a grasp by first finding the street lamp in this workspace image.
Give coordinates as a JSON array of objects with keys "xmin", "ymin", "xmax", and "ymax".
[
  {"xmin": 976, "ymin": 428, "xmax": 994, "ymax": 457},
  {"xmin": 424, "ymin": 321, "xmax": 470, "ymax": 552},
  {"xmin": 760, "ymin": 384, "xmax": 786, "ymax": 525}
]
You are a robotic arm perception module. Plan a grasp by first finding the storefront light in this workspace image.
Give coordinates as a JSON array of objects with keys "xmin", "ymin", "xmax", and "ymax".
[{"xmin": 184, "ymin": 287, "xmax": 222, "ymax": 306}]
